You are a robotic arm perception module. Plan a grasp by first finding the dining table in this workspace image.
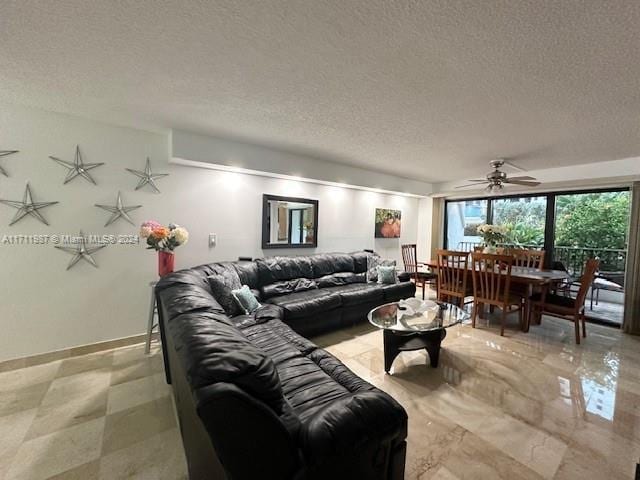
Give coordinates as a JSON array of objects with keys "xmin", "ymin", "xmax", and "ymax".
[{"xmin": 421, "ymin": 259, "xmax": 572, "ymax": 331}]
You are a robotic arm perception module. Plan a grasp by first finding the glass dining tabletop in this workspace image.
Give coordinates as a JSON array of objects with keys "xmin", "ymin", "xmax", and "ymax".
[{"xmin": 368, "ymin": 297, "xmax": 469, "ymax": 333}]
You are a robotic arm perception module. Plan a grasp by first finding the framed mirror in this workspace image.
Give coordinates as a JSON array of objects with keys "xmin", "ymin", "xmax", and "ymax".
[{"xmin": 262, "ymin": 194, "xmax": 319, "ymax": 249}]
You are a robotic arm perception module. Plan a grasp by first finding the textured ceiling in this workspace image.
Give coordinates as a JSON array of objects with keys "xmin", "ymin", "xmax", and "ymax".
[{"xmin": 1, "ymin": 1, "xmax": 639, "ymax": 182}]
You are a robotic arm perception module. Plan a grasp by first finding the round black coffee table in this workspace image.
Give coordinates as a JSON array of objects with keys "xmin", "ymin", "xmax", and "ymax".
[{"xmin": 368, "ymin": 298, "xmax": 468, "ymax": 373}]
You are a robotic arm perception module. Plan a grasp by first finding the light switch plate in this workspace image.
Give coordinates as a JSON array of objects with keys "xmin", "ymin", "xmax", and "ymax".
[{"xmin": 208, "ymin": 233, "xmax": 217, "ymax": 248}]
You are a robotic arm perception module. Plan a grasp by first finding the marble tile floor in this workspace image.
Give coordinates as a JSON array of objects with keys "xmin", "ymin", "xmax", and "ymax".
[
  {"xmin": 1, "ymin": 312, "xmax": 639, "ymax": 479},
  {"xmin": 0, "ymin": 343, "xmax": 187, "ymax": 480},
  {"xmin": 315, "ymin": 314, "xmax": 640, "ymax": 480}
]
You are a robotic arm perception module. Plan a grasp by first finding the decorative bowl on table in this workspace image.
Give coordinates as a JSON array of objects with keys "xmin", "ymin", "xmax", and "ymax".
[{"xmin": 397, "ymin": 298, "xmax": 440, "ymax": 329}]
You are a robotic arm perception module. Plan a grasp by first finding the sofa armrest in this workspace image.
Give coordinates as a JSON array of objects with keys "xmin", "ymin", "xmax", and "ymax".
[
  {"xmin": 196, "ymin": 383, "xmax": 300, "ymax": 480},
  {"xmin": 397, "ymin": 271, "xmax": 411, "ymax": 282},
  {"xmin": 299, "ymin": 391, "xmax": 407, "ymax": 464}
]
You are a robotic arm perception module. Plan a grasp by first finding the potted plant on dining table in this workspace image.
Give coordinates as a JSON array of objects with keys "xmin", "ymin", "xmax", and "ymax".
[{"xmin": 140, "ymin": 220, "xmax": 189, "ymax": 277}]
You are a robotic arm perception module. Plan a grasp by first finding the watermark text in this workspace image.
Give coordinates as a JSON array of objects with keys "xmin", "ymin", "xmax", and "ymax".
[{"xmin": 1, "ymin": 234, "xmax": 139, "ymax": 245}]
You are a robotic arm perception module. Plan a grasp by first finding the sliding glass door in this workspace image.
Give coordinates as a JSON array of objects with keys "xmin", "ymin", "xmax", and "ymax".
[
  {"xmin": 553, "ymin": 191, "xmax": 630, "ymax": 324},
  {"xmin": 446, "ymin": 200, "xmax": 488, "ymax": 251},
  {"xmin": 444, "ymin": 188, "xmax": 631, "ymax": 325}
]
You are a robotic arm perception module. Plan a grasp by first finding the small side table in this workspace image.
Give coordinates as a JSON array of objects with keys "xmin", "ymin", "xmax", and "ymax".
[{"xmin": 146, "ymin": 281, "xmax": 158, "ymax": 354}]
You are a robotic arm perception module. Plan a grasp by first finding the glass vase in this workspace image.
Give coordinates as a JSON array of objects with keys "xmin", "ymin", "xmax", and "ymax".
[{"xmin": 158, "ymin": 250, "xmax": 175, "ymax": 277}]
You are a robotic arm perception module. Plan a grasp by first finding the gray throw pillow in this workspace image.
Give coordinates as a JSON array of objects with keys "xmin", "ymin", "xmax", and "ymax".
[
  {"xmin": 232, "ymin": 285, "xmax": 261, "ymax": 314},
  {"xmin": 377, "ymin": 265, "xmax": 397, "ymax": 284},
  {"xmin": 207, "ymin": 273, "xmax": 243, "ymax": 317},
  {"xmin": 367, "ymin": 255, "xmax": 396, "ymax": 282},
  {"xmin": 366, "ymin": 254, "xmax": 380, "ymax": 282}
]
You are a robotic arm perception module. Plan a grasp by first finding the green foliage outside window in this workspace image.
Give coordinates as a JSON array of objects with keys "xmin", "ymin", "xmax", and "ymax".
[
  {"xmin": 490, "ymin": 192, "xmax": 630, "ymax": 250},
  {"xmin": 555, "ymin": 192, "xmax": 630, "ymax": 249},
  {"xmin": 493, "ymin": 198, "xmax": 546, "ymax": 247}
]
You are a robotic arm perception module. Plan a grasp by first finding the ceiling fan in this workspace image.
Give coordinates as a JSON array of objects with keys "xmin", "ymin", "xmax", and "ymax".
[{"xmin": 456, "ymin": 159, "xmax": 541, "ymax": 192}]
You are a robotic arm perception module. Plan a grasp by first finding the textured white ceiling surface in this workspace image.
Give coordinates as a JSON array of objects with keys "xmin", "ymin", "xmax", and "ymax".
[{"xmin": 1, "ymin": 0, "xmax": 639, "ymax": 182}]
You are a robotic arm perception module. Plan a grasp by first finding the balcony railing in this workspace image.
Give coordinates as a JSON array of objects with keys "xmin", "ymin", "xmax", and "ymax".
[
  {"xmin": 553, "ymin": 246, "xmax": 626, "ymax": 277},
  {"xmin": 455, "ymin": 241, "xmax": 627, "ymax": 278}
]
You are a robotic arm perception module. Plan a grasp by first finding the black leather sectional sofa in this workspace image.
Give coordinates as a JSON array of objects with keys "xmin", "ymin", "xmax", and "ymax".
[{"xmin": 156, "ymin": 252, "xmax": 415, "ymax": 480}]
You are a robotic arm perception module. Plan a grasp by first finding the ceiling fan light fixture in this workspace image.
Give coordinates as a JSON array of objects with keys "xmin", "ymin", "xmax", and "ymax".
[
  {"xmin": 458, "ymin": 159, "xmax": 541, "ymax": 191},
  {"xmin": 485, "ymin": 182, "xmax": 504, "ymax": 194}
]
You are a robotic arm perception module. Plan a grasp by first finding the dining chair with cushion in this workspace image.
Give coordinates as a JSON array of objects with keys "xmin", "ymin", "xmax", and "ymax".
[
  {"xmin": 589, "ymin": 270, "xmax": 624, "ymax": 310},
  {"xmin": 470, "ymin": 252, "xmax": 524, "ymax": 336},
  {"xmin": 401, "ymin": 243, "xmax": 437, "ymax": 300},
  {"xmin": 529, "ymin": 258, "xmax": 599, "ymax": 344},
  {"xmin": 436, "ymin": 249, "xmax": 473, "ymax": 308}
]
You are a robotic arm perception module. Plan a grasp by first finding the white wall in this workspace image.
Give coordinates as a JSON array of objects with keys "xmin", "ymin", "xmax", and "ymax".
[
  {"xmin": 172, "ymin": 130, "xmax": 433, "ymax": 197},
  {"xmin": 0, "ymin": 104, "xmax": 423, "ymax": 361},
  {"xmin": 417, "ymin": 197, "xmax": 433, "ymax": 259}
]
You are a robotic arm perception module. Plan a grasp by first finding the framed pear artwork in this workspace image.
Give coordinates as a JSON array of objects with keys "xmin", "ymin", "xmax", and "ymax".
[{"xmin": 375, "ymin": 208, "xmax": 401, "ymax": 238}]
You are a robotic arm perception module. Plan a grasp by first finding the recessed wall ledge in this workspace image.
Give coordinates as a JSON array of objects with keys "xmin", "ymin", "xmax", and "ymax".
[
  {"xmin": 431, "ymin": 156, "xmax": 640, "ymax": 198},
  {"xmin": 170, "ymin": 129, "xmax": 432, "ymax": 198}
]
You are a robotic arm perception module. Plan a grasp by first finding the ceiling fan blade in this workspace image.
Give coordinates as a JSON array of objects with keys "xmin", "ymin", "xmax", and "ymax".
[
  {"xmin": 455, "ymin": 183, "xmax": 488, "ymax": 189},
  {"xmin": 506, "ymin": 176, "xmax": 536, "ymax": 181},
  {"xmin": 465, "ymin": 179, "xmax": 487, "ymax": 182},
  {"xmin": 504, "ymin": 179, "xmax": 541, "ymax": 186},
  {"xmin": 502, "ymin": 160, "xmax": 527, "ymax": 172}
]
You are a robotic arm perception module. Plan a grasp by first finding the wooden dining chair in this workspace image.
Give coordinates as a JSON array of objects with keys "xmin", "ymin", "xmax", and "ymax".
[
  {"xmin": 504, "ymin": 249, "xmax": 546, "ymax": 302},
  {"xmin": 529, "ymin": 258, "xmax": 599, "ymax": 344},
  {"xmin": 512, "ymin": 249, "xmax": 546, "ymax": 269},
  {"xmin": 436, "ymin": 249, "xmax": 473, "ymax": 308},
  {"xmin": 401, "ymin": 244, "xmax": 437, "ymax": 299},
  {"xmin": 470, "ymin": 252, "xmax": 523, "ymax": 336}
]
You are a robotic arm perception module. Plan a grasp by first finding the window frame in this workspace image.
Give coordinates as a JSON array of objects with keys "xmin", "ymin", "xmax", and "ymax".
[{"xmin": 443, "ymin": 186, "xmax": 630, "ymax": 268}]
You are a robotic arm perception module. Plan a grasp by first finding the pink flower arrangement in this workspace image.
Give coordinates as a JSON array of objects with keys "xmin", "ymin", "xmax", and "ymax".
[{"xmin": 140, "ymin": 220, "xmax": 189, "ymax": 252}]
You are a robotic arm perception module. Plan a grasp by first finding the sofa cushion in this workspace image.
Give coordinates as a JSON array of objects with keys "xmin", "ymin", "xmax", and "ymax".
[
  {"xmin": 275, "ymin": 352, "xmax": 353, "ymax": 423},
  {"xmin": 266, "ymin": 289, "xmax": 342, "ymax": 319},
  {"xmin": 297, "ymin": 353, "xmax": 407, "ymax": 465},
  {"xmin": 242, "ymin": 319, "xmax": 318, "ymax": 362},
  {"xmin": 324, "ymin": 284, "xmax": 385, "ymax": 307},
  {"xmin": 316, "ymin": 272, "xmax": 366, "ymax": 288},
  {"xmin": 159, "ymin": 283, "xmax": 227, "ymax": 317},
  {"xmin": 256, "ymin": 256, "xmax": 313, "ymax": 285},
  {"xmin": 233, "ymin": 261, "xmax": 261, "ymax": 290},
  {"xmin": 156, "ymin": 268, "xmax": 213, "ymax": 294},
  {"xmin": 279, "ymin": 348, "xmax": 404, "ymax": 427},
  {"xmin": 350, "ymin": 251, "xmax": 370, "ymax": 274},
  {"xmin": 310, "ymin": 253, "xmax": 355, "ymax": 278},
  {"xmin": 207, "ymin": 273, "xmax": 243, "ymax": 317},
  {"xmin": 300, "ymin": 390, "xmax": 408, "ymax": 464},
  {"xmin": 285, "ymin": 311, "xmax": 344, "ymax": 338},
  {"xmin": 261, "ymin": 278, "xmax": 318, "ymax": 300},
  {"xmin": 167, "ymin": 311, "xmax": 286, "ymax": 414},
  {"xmin": 230, "ymin": 304, "xmax": 284, "ymax": 330},
  {"xmin": 381, "ymin": 282, "xmax": 416, "ymax": 301}
]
